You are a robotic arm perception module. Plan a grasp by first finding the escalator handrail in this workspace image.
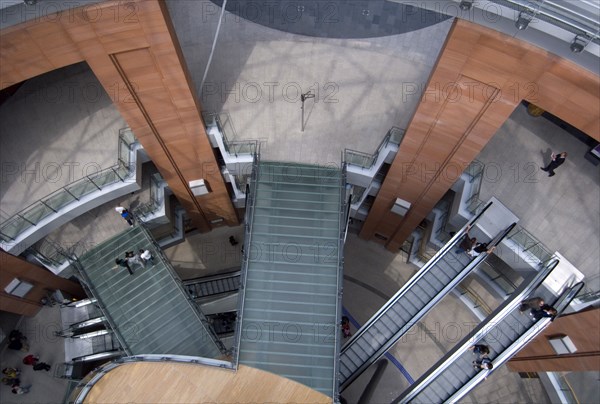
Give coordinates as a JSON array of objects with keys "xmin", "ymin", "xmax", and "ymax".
[
  {"xmin": 341, "ymin": 201, "xmax": 493, "ymax": 353},
  {"xmin": 445, "ymin": 281, "xmax": 585, "ymax": 404},
  {"xmin": 394, "ymin": 257, "xmax": 561, "ymax": 403}
]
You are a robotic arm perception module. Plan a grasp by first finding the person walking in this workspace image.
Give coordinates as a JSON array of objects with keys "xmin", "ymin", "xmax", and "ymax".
[
  {"xmin": 126, "ymin": 251, "xmax": 145, "ymax": 268},
  {"xmin": 115, "ymin": 258, "xmax": 134, "ymax": 275},
  {"xmin": 541, "ymin": 152, "xmax": 567, "ymax": 177}
]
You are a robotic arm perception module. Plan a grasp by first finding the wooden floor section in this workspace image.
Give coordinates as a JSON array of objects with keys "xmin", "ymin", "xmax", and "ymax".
[{"xmin": 83, "ymin": 362, "xmax": 331, "ymax": 403}]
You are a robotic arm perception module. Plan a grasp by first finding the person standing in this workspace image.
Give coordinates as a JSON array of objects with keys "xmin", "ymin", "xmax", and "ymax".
[
  {"xmin": 456, "ymin": 224, "xmax": 476, "ymax": 255},
  {"xmin": 541, "ymin": 152, "xmax": 567, "ymax": 177},
  {"xmin": 469, "ymin": 344, "xmax": 490, "ymax": 357},
  {"xmin": 115, "ymin": 206, "xmax": 134, "ymax": 226},
  {"xmin": 519, "ymin": 297, "xmax": 545, "ymax": 314},
  {"xmin": 139, "ymin": 249, "xmax": 155, "ymax": 266}
]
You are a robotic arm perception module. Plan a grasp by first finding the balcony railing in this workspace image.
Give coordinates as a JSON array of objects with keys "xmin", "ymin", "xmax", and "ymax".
[
  {"xmin": 132, "ymin": 173, "xmax": 165, "ymax": 219},
  {"xmin": 507, "ymin": 225, "xmax": 555, "ymax": 265},
  {"xmin": 345, "ymin": 127, "xmax": 405, "ymax": 170},
  {"xmin": 202, "ymin": 111, "xmax": 257, "ymax": 157},
  {"xmin": 0, "ymin": 128, "xmax": 137, "ymax": 243}
]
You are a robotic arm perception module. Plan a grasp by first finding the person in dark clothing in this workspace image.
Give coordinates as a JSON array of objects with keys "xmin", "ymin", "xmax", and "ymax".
[
  {"xmin": 541, "ymin": 152, "xmax": 567, "ymax": 177},
  {"xmin": 531, "ymin": 304, "xmax": 558, "ymax": 321},
  {"xmin": 32, "ymin": 362, "xmax": 51, "ymax": 372},
  {"xmin": 456, "ymin": 224, "xmax": 476, "ymax": 254},
  {"xmin": 519, "ymin": 297, "xmax": 545, "ymax": 314},
  {"xmin": 473, "ymin": 357, "xmax": 493, "ymax": 370},
  {"xmin": 115, "ymin": 258, "xmax": 133, "ymax": 275},
  {"xmin": 7, "ymin": 330, "xmax": 28, "ymax": 352},
  {"xmin": 468, "ymin": 242, "xmax": 496, "ymax": 258},
  {"xmin": 469, "ymin": 344, "xmax": 490, "ymax": 357}
]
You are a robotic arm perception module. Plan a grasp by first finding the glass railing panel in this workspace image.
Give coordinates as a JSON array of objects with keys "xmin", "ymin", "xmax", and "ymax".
[
  {"xmin": 119, "ymin": 127, "xmax": 135, "ymax": 146},
  {"xmin": 115, "ymin": 164, "xmax": 130, "ymax": 180},
  {"xmin": 21, "ymin": 202, "xmax": 55, "ymax": 226},
  {"xmin": 507, "ymin": 226, "xmax": 553, "ymax": 264},
  {"xmin": 217, "ymin": 112, "xmax": 237, "ymax": 145},
  {"xmin": 388, "ymin": 127, "xmax": 405, "ymax": 145},
  {"xmin": 149, "ymin": 173, "xmax": 163, "ymax": 207},
  {"xmin": 351, "ymin": 186, "xmax": 366, "ymax": 204},
  {"xmin": 66, "ymin": 178, "xmax": 99, "ymax": 200},
  {"xmin": 118, "ymin": 139, "xmax": 130, "ymax": 167},
  {"xmin": 43, "ymin": 188, "xmax": 77, "ymax": 212},
  {"xmin": 464, "ymin": 159, "xmax": 484, "ymax": 182},
  {"xmin": 0, "ymin": 216, "xmax": 31, "ymax": 241},
  {"xmin": 345, "ymin": 149, "xmax": 374, "ymax": 168},
  {"xmin": 229, "ymin": 141, "xmax": 256, "ymax": 156},
  {"xmin": 90, "ymin": 169, "xmax": 120, "ymax": 189}
]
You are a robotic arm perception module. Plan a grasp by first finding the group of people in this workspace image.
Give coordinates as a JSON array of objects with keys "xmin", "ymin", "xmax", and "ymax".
[
  {"xmin": 115, "ymin": 249, "xmax": 155, "ymax": 275},
  {"xmin": 2, "ymin": 330, "xmax": 52, "ymax": 395},
  {"xmin": 519, "ymin": 297, "xmax": 557, "ymax": 321},
  {"xmin": 470, "ymin": 343, "xmax": 493, "ymax": 372},
  {"xmin": 455, "ymin": 224, "xmax": 497, "ymax": 258}
]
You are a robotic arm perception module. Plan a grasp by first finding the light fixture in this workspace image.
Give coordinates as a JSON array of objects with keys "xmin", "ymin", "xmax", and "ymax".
[
  {"xmin": 515, "ymin": 9, "xmax": 535, "ymax": 30},
  {"xmin": 459, "ymin": 1, "xmax": 473, "ymax": 11},
  {"xmin": 570, "ymin": 34, "xmax": 588, "ymax": 53},
  {"xmin": 23, "ymin": 0, "xmax": 37, "ymax": 5}
]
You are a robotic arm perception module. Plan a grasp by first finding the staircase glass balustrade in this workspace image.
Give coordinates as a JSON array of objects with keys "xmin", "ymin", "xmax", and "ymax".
[
  {"xmin": 133, "ymin": 173, "xmax": 165, "ymax": 218},
  {"xmin": 231, "ymin": 149, "xmax": 260, "ymax": 368},
  {"xmin": 507, "ymin": 225, "xmax": 554, "ymax": 265},
  {"xmin": 345, "ymin": 149, "xmax": 375, "ymax": 169},
  {"xmin": 0, "ymin": 129, "xmax": 138, "ymax": 243},
  {"xmin": 345, "ymin": 126, "xmax": 405, "ymax": 170}
]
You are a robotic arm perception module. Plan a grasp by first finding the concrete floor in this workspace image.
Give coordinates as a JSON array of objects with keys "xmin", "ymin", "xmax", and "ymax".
[
  {"xmin": 166, "ymin": 0, "xmax": 453, "ymax": 165},
  {"xmin": 0, "ymin": 306, "xmax": 70, "ymax": 404},
  {"xmin": 0, "ymin": 63, "xmax": 126, "ymax": 220}
]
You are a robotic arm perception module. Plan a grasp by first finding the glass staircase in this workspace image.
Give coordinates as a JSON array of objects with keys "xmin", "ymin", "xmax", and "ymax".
[
  {"xmin": 238, "ymin": 161, "xmax": 344, "ymax": 397},
  {"xmin": 75, "ymin": 226, "xmax": 222, "ymax": 358}
]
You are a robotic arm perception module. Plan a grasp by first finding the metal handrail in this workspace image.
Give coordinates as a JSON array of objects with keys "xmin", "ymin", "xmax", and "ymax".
[
  {"xmin": 333, "ymin": 160, "xmax": 347, "ymax": 401},
  {"xmin": 342, "ymin": 201, "xmax": 493, "ymax": 352},
  {"xmin": 68, "ymin": 257, "xmax": 132, "ymax": 356},
  {"xmin": 231, "ymin": 146, "xmax": 260, "ymax": 367},
  {"xmin": 138, "ymin": 224, "xmax": 228, "ymax": 355},
  {"xmin": 340, "ymin": 204, "xmax": 497, "ymax": 390},
  {"xmin": 0, "ymin": 129, "xmax": 138, "ymax": 243},
  {"xmin": 394, "ymin": 257, "xmax": 562, "ymax": 404},
  {"xmin": 446, "ymin": 281, "xmax": 585, "ymax": 403},
  {"xmin": 344, "ymin": 127, "xmax": 405, "ymax": 170}
]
